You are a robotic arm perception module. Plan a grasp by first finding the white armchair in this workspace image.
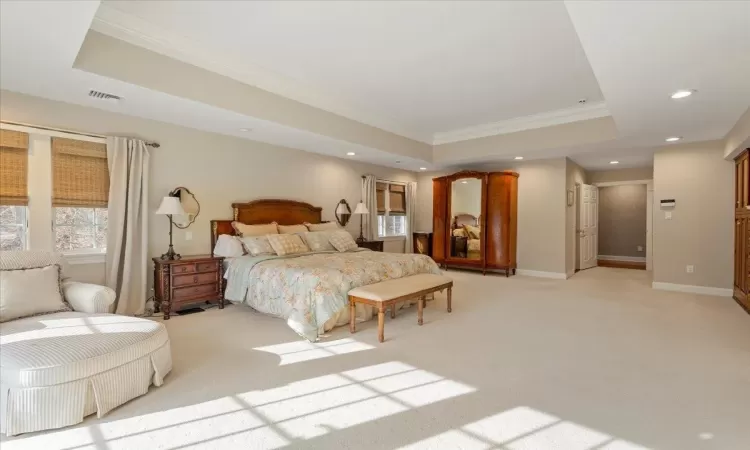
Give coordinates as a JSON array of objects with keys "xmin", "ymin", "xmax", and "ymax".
[{"xmin": 61, "ymin": 280, "xmax": 116, "ymax": 314}]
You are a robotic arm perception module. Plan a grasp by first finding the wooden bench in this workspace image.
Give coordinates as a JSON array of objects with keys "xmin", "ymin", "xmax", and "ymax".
[{"xmin": 348, "ymin": 274, "xmax": 453, "ymax": 342}]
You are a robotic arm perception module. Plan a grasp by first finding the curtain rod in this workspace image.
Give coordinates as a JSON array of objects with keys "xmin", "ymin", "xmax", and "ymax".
[
  {"xmin": 1, "ymin": 121, "xmax": 160, "ymax": 148},
  {"xmin": 361, "ymin": 175, "xmax": 407, "ymax": 186}
]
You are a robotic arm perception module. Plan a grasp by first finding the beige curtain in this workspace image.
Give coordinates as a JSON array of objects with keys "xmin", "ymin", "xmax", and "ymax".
[
  {"xmin": 362, "ymin": 175, "xmax": 378, "ymax": 240},
  {"xmin": 405, "ymin": 182, "xmax": 417, "ymax": 253},
  {"xmin": 105, "ymin": 137, "xmax": 150, "ymax": 316}
]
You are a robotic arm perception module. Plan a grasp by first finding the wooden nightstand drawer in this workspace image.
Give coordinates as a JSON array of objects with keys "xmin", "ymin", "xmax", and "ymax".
[
  {"xmin": 171, "ymin": 263, "xmax": 197, "ymax": 275},
  {"xmin": 173, "ymin": 283, "xmax": 219, "ymax": 301},
  {"xmin": 196, "ymin": 261, "xmax": 219, "ymax": 273},
  {"xmin": 173, "ymin": 272, "xmax": 217, "ymax": 287},
  {"xmin": 358, "ymin": 240, "xmax": 384, "ymax": 252}
]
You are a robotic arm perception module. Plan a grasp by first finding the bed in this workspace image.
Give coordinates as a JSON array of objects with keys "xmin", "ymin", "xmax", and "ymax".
[
  {"xmin": 451, "ymin": 213, "xmax": 481, "ymax": 259},
  {"xmin": 210, "ymin": 199, "xmax": 442, "ymax": 341}
]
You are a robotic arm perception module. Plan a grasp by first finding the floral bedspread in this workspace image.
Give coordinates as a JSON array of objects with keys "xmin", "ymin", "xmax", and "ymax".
[{"xmin": 224, "ymin": 249, "xmax": 441, "ymax": 341}]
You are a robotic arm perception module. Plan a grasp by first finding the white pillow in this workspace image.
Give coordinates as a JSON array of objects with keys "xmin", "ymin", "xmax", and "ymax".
[
  {"xmin": 213, "ymin": 235, "xmax": 245, "ymax": 257},
  {"xmin": 305, "ymin": 222, "xmax": 340, "ymax": 232},
  {"xmin": 0, "ymin": 265, "xmax": 69, "ymax": 323},
  {"xmin": 232, "ymin": 221, "xmax": 278, "ymax": 237},
  {"xmin": 329, "ymin": 231, "xmax": 359, "ymax": 252}
]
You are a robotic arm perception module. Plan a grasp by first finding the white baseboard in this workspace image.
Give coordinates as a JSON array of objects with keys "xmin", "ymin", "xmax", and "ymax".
[
  {"xmin": 598, "ymin": 255, "xmax": 646, "ymax": 263},
  {"xmin": 652, "ymin": 282, "xmax": 733, "ymax": 297},
  {"xmin": 516, "ymin": 269, "xmax": 567, "ymax": 280}
]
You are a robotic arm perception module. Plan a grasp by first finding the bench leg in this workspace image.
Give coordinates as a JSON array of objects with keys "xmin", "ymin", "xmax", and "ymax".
[
  {"xmin": 378, "ymin": 306, "xmax": 385, "ymax": 343},
  {"xmin": 418, "ymin": 296, "xmax": 424, "ymax": 326},
  {"xmin": 349, "ymin": 299, "xmax": 356, "ymax": 333},
  {"xmin": 391, "ymin": 304, "xmax": 396, "ymax": 319},
  {"xmin": 447, "ymin": 287, "xmax": 452, "ymax": 313}
]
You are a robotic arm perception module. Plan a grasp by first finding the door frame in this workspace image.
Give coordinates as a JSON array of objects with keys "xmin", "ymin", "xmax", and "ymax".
[{"xmin": 591, "ymin": 179, "xmax": 653, "ymax": 271}]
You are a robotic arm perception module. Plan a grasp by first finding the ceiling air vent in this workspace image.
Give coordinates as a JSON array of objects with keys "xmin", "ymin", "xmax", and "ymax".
[{"xmin": 88, "ymin": 90, "xmax": 121, "ymax": 101}]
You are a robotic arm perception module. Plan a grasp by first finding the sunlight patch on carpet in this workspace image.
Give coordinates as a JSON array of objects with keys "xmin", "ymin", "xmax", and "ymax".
[{"xmin": 253, "ymin": 338, "xmax": 374, "ymax": 365}]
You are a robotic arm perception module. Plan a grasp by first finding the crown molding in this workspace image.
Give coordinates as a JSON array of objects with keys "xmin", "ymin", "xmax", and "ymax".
[
  {"xmin": 432, "ymin": 102, "xmax": 611, "ymax": 145},
  {"xmin": 90, "ymin": 5, "xmax": 433, "ymax": 144}
]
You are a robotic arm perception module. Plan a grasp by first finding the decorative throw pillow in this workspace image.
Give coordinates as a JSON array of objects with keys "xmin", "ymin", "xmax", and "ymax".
[
  {"xmin": 0, "ymin": 250, "xmax": 72, "ymax": 281},
  {"xmin": 0, "ymin": 265, "xmax": 69, "ymax": 323},
  {"xmin": 329, "ymin": 231, "xmax": 359, "ymax": 252},
  {"xmin": 213, "ymin": 234, "xmax": 245, "ymax": 257},
  {"xmin": 452, "ymin": 228, "xmax": 467, "ymax": 238},
  {"xmin": 232, "ymin": 221, "xmax": 278, "ymax": 237},
  {"xmin": 302, "ymin": 231, "xmax": 336, "ymax": 252},
  {"xmin": 278, "ymin": 224, "xmax": 309, "ymax": 234},
  {"xmin": 267, "ymin": 234, "xmax": 310, "ymax": 256},
  {"xmin": 305, "ymin": 222, "xmax": 340, "ymax": 232},
  {"xmin": 241, "ymin": 236, "xmax": 276, "ymax": 256}
]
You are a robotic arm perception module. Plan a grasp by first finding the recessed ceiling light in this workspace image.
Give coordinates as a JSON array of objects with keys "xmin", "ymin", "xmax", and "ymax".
[
  {"xmin": 346, "ymin": 152, "xmax": 356, "ymax": 156},
  {"xmin": 670, "ymin": 89, "xmax": 695, "ymax": 99},
  {"xmin": 461, "ymin": 181, "xmax": 468, "ymax": 184},
  {"xmin": 514, "ymin": 156, "xmax": 524, "ymax": 160},
  {"xmin": 419, "ymin": 167, "xmax": 427, "ymax": 171},
  {"xmin": 395, "ymin": 160, "xmax": 401, "ymax": 164},
  {"xmin": 665, "ymin": 136, "xmax": 682, "ymax": 142},
  {"xmin": 239, "ymin": 128, "xmax": 252, "ymax": 132},
  {"xmin": 610, "ymin": 161, "xmax": 619, "ymax": 165}
]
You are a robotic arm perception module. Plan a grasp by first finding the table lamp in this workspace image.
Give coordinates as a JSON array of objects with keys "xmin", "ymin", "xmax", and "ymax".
[
  {"xmin": 353, "ymin": 202, "xmax": 369, "ymax": 243},
  {"xmin": 156, "ymin": 195, "xmax": 186, "ymax": 260}
]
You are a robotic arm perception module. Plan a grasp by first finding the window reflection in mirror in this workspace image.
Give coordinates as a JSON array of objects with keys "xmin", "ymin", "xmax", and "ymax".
[{"xmin": 450, "ymin": 178, "xmax": 481, "ymax": 260}]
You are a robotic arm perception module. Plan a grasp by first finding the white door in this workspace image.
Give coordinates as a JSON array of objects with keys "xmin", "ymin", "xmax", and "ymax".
[
  {"xmin": 578, "ymin": 184, "xmax": 599, "ymax": 270},
  {"xmin": 646, "ymin": 182, "xmax": 653, "ymax": 271}
]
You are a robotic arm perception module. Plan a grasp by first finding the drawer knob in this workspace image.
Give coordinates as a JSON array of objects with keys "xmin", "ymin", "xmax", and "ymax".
[{"xmin": 193, "ymin": 275, "xmax": 198, "ymax": 283}]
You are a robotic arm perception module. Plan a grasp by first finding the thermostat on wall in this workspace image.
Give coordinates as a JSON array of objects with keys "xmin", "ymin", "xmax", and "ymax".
[{"xmin": 660, "ymin": 199, "xmax": 676, "ymax": 208}]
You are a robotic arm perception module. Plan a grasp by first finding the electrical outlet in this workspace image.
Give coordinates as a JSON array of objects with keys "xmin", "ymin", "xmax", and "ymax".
[
  {"xmin": 686, "ymin": 265, "xmax": 694, "ymax": 273},
  {"xmin": 185, "ymin": 231, "xmax": 193, "ymax": 241},
  {"xmin": 665, "ymin": 211, "xmax": 672, "ymax": 220},
  {"xmin": 637, "ymin": 246, "xmax": 643, "ymax": 252}
]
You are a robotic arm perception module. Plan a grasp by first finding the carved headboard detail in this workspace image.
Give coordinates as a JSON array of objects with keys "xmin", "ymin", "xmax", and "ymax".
[{"xmin": 210, "ymin": 199, "xmax": 323, "ymax": 251}]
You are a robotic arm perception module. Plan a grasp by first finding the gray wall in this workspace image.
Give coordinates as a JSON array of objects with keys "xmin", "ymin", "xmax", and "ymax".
[{"xmin": 598, "ymin": 185, "xmax": 647, "ymax": 258}]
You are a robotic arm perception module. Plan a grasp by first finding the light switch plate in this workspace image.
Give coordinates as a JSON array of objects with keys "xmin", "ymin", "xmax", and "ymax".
[
  {"xmin": 665, "ymin": 211, "xmax": 672, "ymax": 220},
  {"xmin": 185, "ymin": 231, "xmax": 193, "ymax": 241}
]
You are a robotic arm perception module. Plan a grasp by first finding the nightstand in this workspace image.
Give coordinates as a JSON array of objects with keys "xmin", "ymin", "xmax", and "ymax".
[
  {"xmin": 153, "ymin": 255, "xmax": 224, "ymax": 320},
  {"xmin": 358, "ymin": 240, "xmax": 384, "ymax": 252}
]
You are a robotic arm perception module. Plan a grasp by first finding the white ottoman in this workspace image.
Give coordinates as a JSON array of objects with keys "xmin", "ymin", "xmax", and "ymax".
[{"xmin": 0, "ymin": 312, "xmax": 172, "ymax": 436}]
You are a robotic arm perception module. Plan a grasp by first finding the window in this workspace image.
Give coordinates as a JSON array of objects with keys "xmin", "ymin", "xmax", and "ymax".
[
  {"xmin": 54, "ymin": 207, "xmax": 108, "ymax": 252},
  {"xmin": 0, "ymin": 129, "xmax": 30, "ymax": 250},
  {"xmin": 0, "ymin": 206, "xmax": 27, "ymax": 251},
  {"xmin": 51, "ymin": 137, "xmax": 109, "ymax": 253},
  {"xmin": 0, "ymin": 124, "xmax": 107, "ymax": 261},
  {"xmin": 376, "ymin": 181, "xmax": 408, "ymax": 238}
]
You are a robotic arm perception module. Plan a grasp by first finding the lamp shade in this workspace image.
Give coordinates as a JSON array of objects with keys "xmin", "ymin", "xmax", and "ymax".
[
  {"xmin": 155, "ymin": 196, "xmax": 186, "ymax": 216},
  {"xmin": 353, "ymin": 202, "xmax": 369, "ymax": 215}
]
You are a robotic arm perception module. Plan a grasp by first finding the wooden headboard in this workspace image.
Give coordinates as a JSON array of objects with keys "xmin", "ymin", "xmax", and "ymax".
[
  {"xmin": 210, "ymin": 199, "xmax": 323, "ymax": 251},
  {"xmin": 452, "ymin": 213, "xmax": 478, "ymax": 229}
]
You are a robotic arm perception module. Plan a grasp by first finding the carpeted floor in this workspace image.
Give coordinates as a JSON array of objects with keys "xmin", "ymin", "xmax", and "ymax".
[{"xmin": 3, "ymin": 268, "xmax": 749, "ymax": 450}]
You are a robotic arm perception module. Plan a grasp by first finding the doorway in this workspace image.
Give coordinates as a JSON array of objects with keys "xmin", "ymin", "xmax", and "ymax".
[{"xmin": 575, "ymin": 180, "xmax": 653, "ymax": 273}]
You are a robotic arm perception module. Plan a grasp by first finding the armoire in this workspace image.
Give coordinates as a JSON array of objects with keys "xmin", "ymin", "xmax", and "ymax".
[
  {"xmin": 734, "ymin": 149, "xmax": 750, "ymax": 313},
  {"xmin": 432, "ymin": 170, "xmax": 518, "ymax": 276}
]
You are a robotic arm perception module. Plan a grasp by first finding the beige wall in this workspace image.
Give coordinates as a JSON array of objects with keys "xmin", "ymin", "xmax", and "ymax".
[
  {"xmin": 653, "ymin": 141, "xmax": 733, "ymax": 289},
  {"xmin": 724, "ymin": 106, "xmax": 750, "ymax": 160},
  {"xmin": 417, "ymin": 159, "xmax": 567, "ymax": 275},
  {"xmin": 0, "ymin": 91, "xmax": 416, "ymax": 285},
  {"xmin": 565, "ymin": 159, "xmax": 587, "ymax": 275},
  {"xmin": 598, "ymin": 185, "xmax": 647, "ymax": 258},
  {"xmin": 588, "ymin": 167, "xmax": 653, "ymax": 184}
]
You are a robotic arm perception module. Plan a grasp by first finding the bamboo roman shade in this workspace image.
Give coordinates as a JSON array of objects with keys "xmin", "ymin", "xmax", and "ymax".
[
  {"xmin": 376, "ymin": 182, "xmax": 387, "ymax": 214},
  {"xmin": 375, "ymin": 181, "xmax": 406, "ymax": 215},
  {"xmin": 0, "ymin": 130, "xmax": 29, "ymax": 206},
  {"xmin": 51, "ymin": 137, "xmax": 109, "ymax": 207},
  {"xmin": 389, "ymin": 184, "xmax": 406, "ymax": 216}
]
